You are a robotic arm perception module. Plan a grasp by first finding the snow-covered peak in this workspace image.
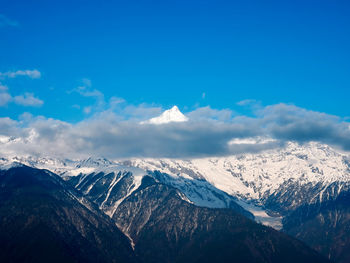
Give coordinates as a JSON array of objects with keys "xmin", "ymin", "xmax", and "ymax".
[
  {"xmin": 127, "ymin": 141, "xmax": 350, "ymax": 202},
  {"xmin": 142, "ymin": 106, "xmax": 189, "ymax": 124},
  {"xmin": 76, "ymin": 157, "xmax": 115, "ymax": 168}
]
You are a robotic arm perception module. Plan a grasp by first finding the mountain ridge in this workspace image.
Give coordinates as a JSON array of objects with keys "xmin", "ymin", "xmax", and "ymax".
[
  {"xmin": 1, "ymin": 141, "xmax": 349, "ymax": 230},
  {"xmin": 0, "ymin": 165, "xmax": 136, "ymax": 263}
]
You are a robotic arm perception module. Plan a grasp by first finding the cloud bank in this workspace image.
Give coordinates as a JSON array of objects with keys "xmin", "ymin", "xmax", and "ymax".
[{"xmin": 0, "ymin": 102, "xmax": 349, "ymax": 159}]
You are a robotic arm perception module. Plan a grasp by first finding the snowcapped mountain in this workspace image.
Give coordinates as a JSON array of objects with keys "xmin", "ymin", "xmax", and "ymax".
[
  {"xmin": 1, "ymin": 141, "xmax": 349, "ymax": 231},
  {"xmin": 127, "ymin": 142, "xmax": 350, "ymax": 212},
  {"xmin": 0, "ymin": 165, "xmax": 328, "ymax": 263},
  {"xmin": 0, "ymin": 156, "xmax": 140, "ymax": 179},
  {"xmin": 141, "ymin": 105, "xmax": 189, "ymax": 124}
]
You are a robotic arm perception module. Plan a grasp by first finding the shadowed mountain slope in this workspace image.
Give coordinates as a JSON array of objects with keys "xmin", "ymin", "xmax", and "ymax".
[
  {"xmin": 0, "ymin": 166, "xmax": 136, "ymax": 263},
  {"xmin": 113, "ymin": 176, "xmax": 329, "ymax": 263}
]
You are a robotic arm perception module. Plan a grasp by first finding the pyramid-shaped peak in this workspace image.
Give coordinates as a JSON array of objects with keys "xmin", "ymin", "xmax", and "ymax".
[
  {"xmin": 169, "ymin": 105, "xmax": 180, "ymax": 111},
  {"xmin": 142, "ymin": 106, "xmax": 189, "ymax": 125}
]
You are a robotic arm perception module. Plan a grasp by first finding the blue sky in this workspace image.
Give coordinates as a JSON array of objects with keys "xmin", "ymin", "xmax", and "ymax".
[
  {"xmin": 1, "ymin": 0, "xmax": 350, "ymax": 122},
  {"xmin": 0, "ymin": 1, "xmax": 350, "ymax": 158}
]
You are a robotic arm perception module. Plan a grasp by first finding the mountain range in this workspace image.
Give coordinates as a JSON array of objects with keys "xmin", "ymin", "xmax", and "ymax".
[
  {"xmin": 1, "ymin": 107, "xmax": 350, "ymax": 262},
  {"xmin": 0, "ymin": 165, "xmax": 329, "ymax": 263}
]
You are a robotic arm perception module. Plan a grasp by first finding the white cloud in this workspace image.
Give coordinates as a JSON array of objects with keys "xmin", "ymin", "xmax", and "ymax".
[
  {"xmin": 0, "ymin": 84, "xmax": 44, "ymax": 108},
  {"xmin": 13, "ymin": 93, "xmax": 44, "ymax": 107},
  {"xmin": 0, "ymin": 102, "xmax": 349, "ymax": 159},
  {"xmin": 69, "ymin": 81, "xmax": 106, "ymax": 114},
  {"xmin": 0, "ymin": 69, "xmax": 41, "ymax": 79},
  {"xmin": 83, "ymin": 106, "xmax": 92, "ymax": 114},
  {"xmin": 237, "ymin": 99, "xmax": 257, "ymax": 106},
  {"xmin": 0, "ymin": 92, "xmax": 11, "ymax": 106},
  {"xmin": 0, "ymin": 83, "xmax": 11, "ymax": 106},
  {"xmin": 122, "ymin": 103, "xmax": 162, "ymax": 120},
  {"xmin": 187, "ymin": 106, "xmax": 233, "ymax": 121},
  {"xmin": 0, "ymin": 69, "xmax": 44, "ymax": 107},
  {"xmin": 109, "ymin": 96, "xmax": 125, "ymax": 109},
  {"xmin": 81, "ymin": 78, "xmax": 92, "ymax": 87},
  {"xmin": 80, "ymin": 88, "xmax": 104, "ymax": 100},
  {"xmin": 0, "ymin": 83, "xmax": 8, "ymax": 91}
]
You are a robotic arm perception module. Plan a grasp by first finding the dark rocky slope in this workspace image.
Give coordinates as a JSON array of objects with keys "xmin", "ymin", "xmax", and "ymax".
[
  {"xmin": 0, "ymin": 166, "xmax": 136, "ymax": 263},
  {"xmin": 283, "ymin": 189, "xmax": 350, "ymax": 263},
  {"xmin": 113, "ymin": 176, "xmax": 328, "ymax": 263}
]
